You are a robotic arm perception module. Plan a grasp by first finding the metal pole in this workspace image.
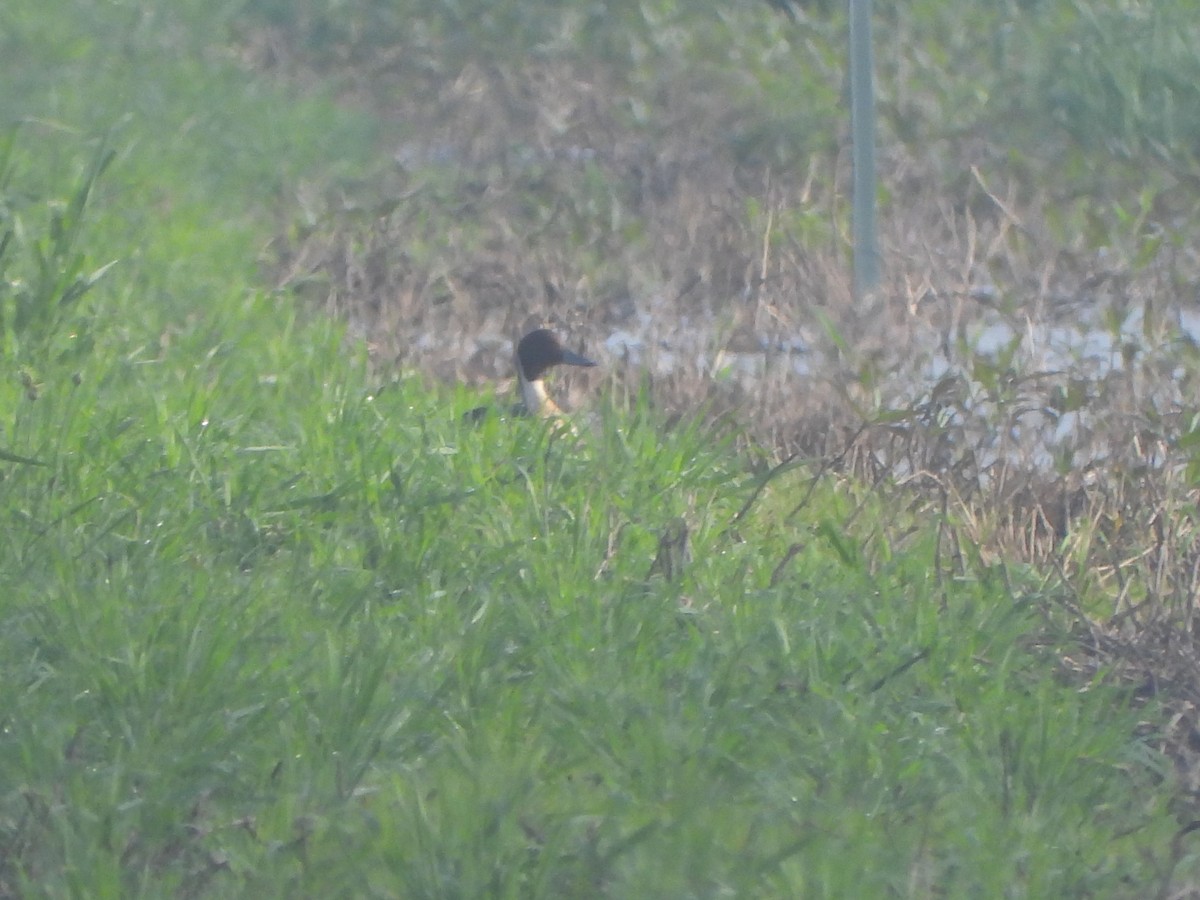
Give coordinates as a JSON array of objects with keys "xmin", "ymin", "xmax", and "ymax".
[{"xmin": 848, "ymin": 0, "xmax": 880, "ymax": 298}]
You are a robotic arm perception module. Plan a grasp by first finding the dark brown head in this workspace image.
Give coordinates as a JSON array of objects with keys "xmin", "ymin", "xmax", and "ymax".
[{"xmin": 516, "ymin": 329, "xmax": 597, "ymax": 382}]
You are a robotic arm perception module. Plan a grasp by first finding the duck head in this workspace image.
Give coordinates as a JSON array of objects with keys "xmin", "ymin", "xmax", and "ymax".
[{"xmin": 515, "ymin": 329, "xmax": 597, "ymax": 417}]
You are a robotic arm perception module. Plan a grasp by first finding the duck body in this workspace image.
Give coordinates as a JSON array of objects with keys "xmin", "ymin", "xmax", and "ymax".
[{"xmin": 467, "ymin": 328, "xmax": 596, "ymax": 422}]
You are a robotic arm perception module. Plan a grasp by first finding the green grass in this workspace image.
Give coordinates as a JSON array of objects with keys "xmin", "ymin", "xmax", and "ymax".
[
  {"xmin": 1, "ymin": 331, "xmax": 1181, "ymax": 894},
  {"xmin": 1, "ymin": 1, "xmax": 1197, "ymax": 897}
]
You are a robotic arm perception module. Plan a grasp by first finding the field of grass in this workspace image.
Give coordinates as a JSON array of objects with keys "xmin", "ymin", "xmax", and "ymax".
[{"xmin": 3, "ymin": 0, "xmax": 1200, "ymax": 897}]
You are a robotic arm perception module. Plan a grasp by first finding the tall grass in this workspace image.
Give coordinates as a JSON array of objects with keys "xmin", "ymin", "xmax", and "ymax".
[
  {"xmin": 2, "ymin": 0, "xmax": 1199, "ymax": 896},
  {"xmin": 0, "ymin": 188, "xmax": 1183, "ymax": 890}
]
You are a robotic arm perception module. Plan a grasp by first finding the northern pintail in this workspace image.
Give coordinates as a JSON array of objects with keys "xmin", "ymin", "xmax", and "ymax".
[{"xmin": 467, "ymin": 328, "xmax": 597, "ymax": 422}]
